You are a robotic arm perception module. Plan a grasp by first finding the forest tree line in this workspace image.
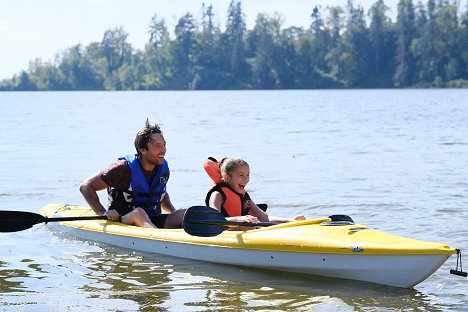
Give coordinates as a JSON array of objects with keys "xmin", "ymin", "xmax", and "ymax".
[{"xmin": 1, "ymin": 0, "xmax": 468, "ymax": 91}]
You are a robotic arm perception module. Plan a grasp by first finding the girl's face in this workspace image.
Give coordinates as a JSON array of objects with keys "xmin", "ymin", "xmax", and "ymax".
[{"xmin": 224, "ymin": 165, "xmax": 250, "ymax": 194}]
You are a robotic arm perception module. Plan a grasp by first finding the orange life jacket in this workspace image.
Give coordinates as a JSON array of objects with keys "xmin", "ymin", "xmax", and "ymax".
[{"xmin": 204, "ymin": 157, "xmax": 250, "ymax": 217}]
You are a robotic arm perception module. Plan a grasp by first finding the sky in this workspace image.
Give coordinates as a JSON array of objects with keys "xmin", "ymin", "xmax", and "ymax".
[{"xmin": 0, "ymin": 0, "xmax": 399, "ymax": 80}]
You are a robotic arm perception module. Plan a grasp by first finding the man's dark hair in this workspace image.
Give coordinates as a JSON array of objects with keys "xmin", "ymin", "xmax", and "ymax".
[{"xmin": 134, "ymin": 119, "xmax": 163, "ymax": 157}]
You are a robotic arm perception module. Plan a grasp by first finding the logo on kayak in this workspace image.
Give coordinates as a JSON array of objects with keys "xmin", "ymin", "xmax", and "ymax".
[{"xmin": 352, "ymin": 246, "xmax": 364, "ymax": 252}]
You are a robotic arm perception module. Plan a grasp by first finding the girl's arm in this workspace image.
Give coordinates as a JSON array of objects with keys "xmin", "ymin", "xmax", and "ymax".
[
  {"xmin": 209, "ymin": 192, "xmax": 259, "ymax": 224},
  {"xmin": 248, "ymin": 200, "xmax": 305, "ymax": 223},
  {"xmin": 208, "ymin": 191, "xmax": 224, "ymax": 213}
]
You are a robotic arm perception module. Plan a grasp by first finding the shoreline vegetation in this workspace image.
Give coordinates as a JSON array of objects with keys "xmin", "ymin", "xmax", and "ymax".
[{"xmin": 1, "ymin": 0, "xmax": 468, "ymax": 91}]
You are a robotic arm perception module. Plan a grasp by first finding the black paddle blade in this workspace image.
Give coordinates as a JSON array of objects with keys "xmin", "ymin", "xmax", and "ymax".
[
  {"xmin": 0, "ymin": 211, "xmax": 46, "ymax": 233},
  {"xmin": 183, "ymin": 206, "xmax": 230, "ymax": 237},
  {"xmin": 328, "ymin": 214, "xmax": 355, "ymax": 225}
]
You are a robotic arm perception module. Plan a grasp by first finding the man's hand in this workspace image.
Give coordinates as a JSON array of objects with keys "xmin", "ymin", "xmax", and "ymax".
[{"xmin": 104, "ymin": 209, "xmax": 121, "ymax": 222}]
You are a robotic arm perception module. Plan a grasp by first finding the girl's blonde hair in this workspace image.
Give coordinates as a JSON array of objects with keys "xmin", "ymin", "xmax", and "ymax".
[{"xmin": 219, "ymin": 157, "xmax": 249, "ymax": 176}]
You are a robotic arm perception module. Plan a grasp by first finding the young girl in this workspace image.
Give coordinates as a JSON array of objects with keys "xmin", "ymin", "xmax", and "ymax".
[{"xmin": 204, "ymin": 157, "xmax": 305, "ymax": 227}]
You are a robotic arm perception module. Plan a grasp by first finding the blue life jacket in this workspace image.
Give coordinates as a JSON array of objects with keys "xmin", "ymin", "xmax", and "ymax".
[{"xmin": 109, "ymin": 154, "xmax": 169, "ymax": 215}]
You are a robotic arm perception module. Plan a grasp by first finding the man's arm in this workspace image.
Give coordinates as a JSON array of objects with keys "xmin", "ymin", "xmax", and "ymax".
[
  {"xmin": 79, "ymin": 172, "xmax": 109, "ymax": 216},
  {"xmin": 161, "ymin": 192, "xmax": 176, "ymax": 213}
]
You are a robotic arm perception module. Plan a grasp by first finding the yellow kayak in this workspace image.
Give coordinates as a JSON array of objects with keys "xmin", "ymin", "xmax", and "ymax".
[{"xmin": 40, "ymin": 204, "xmax": 458, "ymax": 288}]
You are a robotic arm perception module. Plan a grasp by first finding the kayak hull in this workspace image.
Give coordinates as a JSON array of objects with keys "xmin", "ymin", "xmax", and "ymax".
[{"xmin": 40, "ymin": 204, "xmax": 456, "ymax": 288}]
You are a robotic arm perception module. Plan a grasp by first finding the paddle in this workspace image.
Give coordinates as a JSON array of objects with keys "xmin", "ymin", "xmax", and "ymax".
[
  {"xmin": 0, "ymin": 210, "xmax": 107, "ymax": 233},
  {"xmin": 257, "ymin": 203, "xmax": 268, "ymax": 211},
  {"xmin": 183, "ymin": 206, "xmax": 278, "ymax": 237},
  {"xmin": 184, "ymin": 206, "xmax": 356, "ymax": 237}
]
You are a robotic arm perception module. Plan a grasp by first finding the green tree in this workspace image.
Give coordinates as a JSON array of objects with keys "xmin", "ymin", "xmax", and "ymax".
[
  {"xmin": 324, "ymin": 6, "xmax": 346, "ymax": 86},
  {"xmin": 394, "ymin": 0, "xmax": 416, "ymax": 87},
  {"xmin": 295, "ymin": 6, "xmax": 336, "ymax": 88},
  {"xmin": 434, "ymin": 1, "xmax": 464, "ymax": 82},
  {"xmin": 101, "ymin": 27, "xmax": 133, "ymax": 77},
  {"xmin": 218, "ymin": 0, "xmax": 250, "ymax": 88},
  {"xmin": 411, "ymin": 0, "xmax": 437, "ymax": 84},
  {"xmin": 145, "ymin": 14, "xmax": 172, "ymax": 89},
  {"xmin": 368, "ymin": 0, "xmax": 395, "ymax": 86},
  {"xmin": 172, "ymin": 13, "xmax": 197, "ymax": 89},
  {"xmin": 275, "ymin": 26, "xmax": 299, "ymax": 88},
  {"xmin": 14, "ymin": 71, "xmax": 37, "ymax": 91},
  {"xmin": 248, "ymin": 13, "xmax": 282, "ymax": 89},
  {"xmin": 460, "ymin": 1, "xmax": 468, "ymax": 79},
  {"xmin": 310, "ymin": 6, "xmax": 332, "ymax": 74},
  {"xmin": 82, "ymin": 42, "xmax": 107, "ymax": 89},
  {"xmin": 337, "ymin": 1, "xmax": 371, "ymax": 87},
  {"xmin": 58, "ymin": 44, "xmax": 103, "ymax": 90},
  {"xmin": 192, "ymin": 4, "xmax": 223, "ymax": 89},
  {"xmin": 27, "ymin": 58, "xmax": 66, "ymax": 90}
]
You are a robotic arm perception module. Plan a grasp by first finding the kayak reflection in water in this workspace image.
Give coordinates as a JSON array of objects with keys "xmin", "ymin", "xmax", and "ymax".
[
  {"xmin": 79, "ymin": 119, "xmax": 186, "ymax": 229},
  {"xmin": 204, "ymin": 157, "xmax": 305, "ymax": 230}
]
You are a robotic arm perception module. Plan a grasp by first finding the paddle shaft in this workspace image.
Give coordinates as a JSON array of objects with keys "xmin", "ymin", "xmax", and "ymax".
[
  {"xmin": 46, "ymin": 216, "xmax": 108, "ymax": 223},
  {"xmin": 187, "ymin": 219, "xmax": 276, "ymax": 228}
]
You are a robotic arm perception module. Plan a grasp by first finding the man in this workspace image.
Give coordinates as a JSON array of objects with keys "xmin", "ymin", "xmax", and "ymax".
[{"xmin": 79, "ymin": 119, "xmax": 185, "ymax": 228}]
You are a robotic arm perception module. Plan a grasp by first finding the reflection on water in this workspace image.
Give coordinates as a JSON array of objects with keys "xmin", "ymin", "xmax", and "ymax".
[
  {"xmin": 0, "ymin": 260, "xmax": 28, "ymax": 294},
  {"xmin": 82, "ymin": 252, "xmax": 173, "ymax": 309}
]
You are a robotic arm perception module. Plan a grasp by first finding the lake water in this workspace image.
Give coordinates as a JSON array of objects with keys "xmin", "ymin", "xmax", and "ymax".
[{"xmin": 0, "ymin": 90, "xmax": 467, "ymax": 311}]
